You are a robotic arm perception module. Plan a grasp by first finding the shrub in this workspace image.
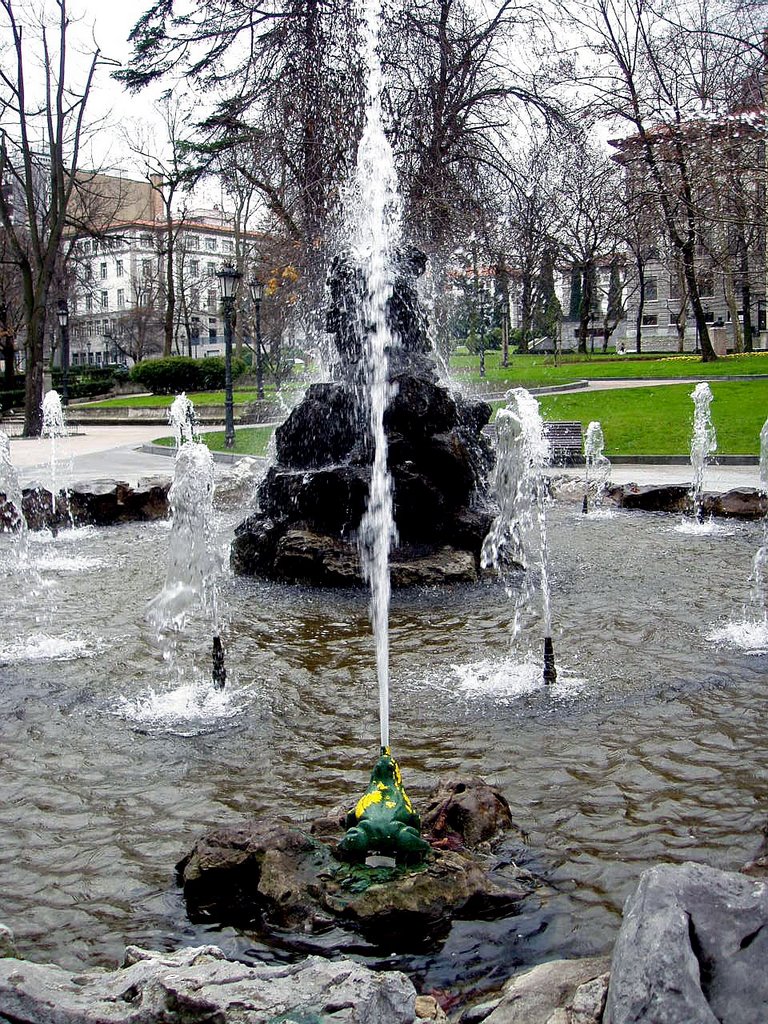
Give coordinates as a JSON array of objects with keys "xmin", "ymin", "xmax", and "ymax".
[{"xmin": 130, "ymin": 356, "xmax": 249, "ymax": 395}]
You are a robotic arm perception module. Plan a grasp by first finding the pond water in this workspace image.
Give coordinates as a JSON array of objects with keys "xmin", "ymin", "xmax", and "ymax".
[{"xmin": 1, "ymin": 496, "xmax": 766, "ymax": 1000}]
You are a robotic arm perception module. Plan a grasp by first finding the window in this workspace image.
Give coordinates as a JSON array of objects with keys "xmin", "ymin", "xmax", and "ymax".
[
  {"xmin": 642, "ymin": 313, "xmax": 658, "ymax": 327},
  {"xmin": 190, "ymin": 288, "xmax": 199, "ymax": 309},
  {"xmin": 100, "ymin": 262, "xmax": 107, "ymax": 279},
  {"xmin": 85, "ymin": 294, "xmax": 93, "ymax": 312},
  {"xmin": 96, "ymin": 351, "xmax": 102, "ymax": 365},
  {"xmin": 81, "ymin": 240, "xmax": 91, "ymax": 254},
  {"xmin": 88, "ymin": 351, "xmax": 94, "ymax": 365},
  {"xmin": 102, "ymin": 319, "xmax": 110, "ymax": 335},
  {"xmin": 224, "ymin": 239, "xmax": 234, "ymax": 253},
  {"xmin": 100, "ymin": 290, "xmax": 109, "ymax": 310},
  {"xmin": 87, "ymin": 320, "xmax": 94, "ymax": 337},
  {"xmin": 117, "ymin": 288, "xmax": 125, "ymax": 308},
  {"xmin": 697, "ymin": 273, "xmax": 714, "ymax": 298},
  {"xmin": 644, "ymin": 277, "xmax": 658, "ymax": 302},
  {"xmin": 207, "ymin": 262, "xmax": 216, "ymax": 277},
  {"xmin": 142, "ymin": 259, "xmax": 152, "ymax": 278},
  {"xmin": 669, "ymin": 312, "xmax": 680, "ymax": 325},
  {"xmin": 92, "ymin": 239, "xmax": 99, "ymax": 254},
  {"xmin": 207, "ymin": 288, "xmax": 217, "ymax": 309},
  {"xmin": 669, "ymin": 276, "xmax": 681, "ymax": 300},
  {"xmin": 189, "ymin": 235, "xmax": 200, "ymax": 250},
  {"xmin": 72, "ymin": 352, "xmax": 79, "ymax": 366},
  {"xmin": 205, "ymin": 237, "xmax": 217, "ymax": 251},
  {"xmin": 704, "ymin": 310, "xmax": 715, "ymax": 324},
  {"xmin": 140, "ymin": 232, "xmax": 152, "ymax": 246},
  {"xmin": 116, "ymin": 260, "xmax": 124, "ymax": 277},
  {"xmin": 190, "ymin": 260, "xmax": 199, "ymax": 277},
  {"xmin": 208, "ymin": 316, "xmax": 217, "ymax": 341}
]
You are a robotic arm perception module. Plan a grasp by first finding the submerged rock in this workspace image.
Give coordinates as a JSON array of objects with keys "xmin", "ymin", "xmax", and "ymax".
[{"xmin": 0, "ymin": 940, "xmax": 417, "ymax": 1023}]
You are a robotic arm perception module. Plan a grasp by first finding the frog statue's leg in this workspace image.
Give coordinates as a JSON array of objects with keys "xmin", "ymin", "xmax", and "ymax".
[
  {"xmin": 337, "ymin": 822, "xmax": 372, "ymax": 860},
  {"xmin": 391, "ymin": 822, "xmax": 431, "ymax": 863}
]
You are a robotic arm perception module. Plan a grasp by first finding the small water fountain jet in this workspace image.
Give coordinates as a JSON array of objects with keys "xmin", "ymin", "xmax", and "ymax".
[
  {"xmin": 583, "ymin": 420, "xmax": 611, "ymax": 515},
  {"xmin": 148, "ymin": 404, "xmax": 225, "ymax": 694},
  {"xmin": 707, "ymin": 416, "xmax": 768, "ymax": 652},
  {"xmin": 481, "ymin": 388, "xmax": 555, "ymax": 684},
  {"xmin": 0, "ymin": 430, "xmax": 28, "ymax": 553},
  {"xmin": 41, "ymin": 389, "xmax": 70, "ymax": 526},
  {"xmin": 688, "ymin": 382, "xmax": 717, "ymax": 524}
]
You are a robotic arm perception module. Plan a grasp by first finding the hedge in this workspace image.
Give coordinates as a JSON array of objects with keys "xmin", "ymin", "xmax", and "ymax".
[{"xmin": 129, "ymin": 356, "xmax": 248, "ymax": 395}]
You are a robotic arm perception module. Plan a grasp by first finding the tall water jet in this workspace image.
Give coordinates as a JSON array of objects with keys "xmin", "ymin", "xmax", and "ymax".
[
  {"xmin": 481, "ymin": 388, "xmax": 555, "ymax": 683},
  {"xmin": 347, "ymin": 0, "xmax": 401, "ymax": 752},
  {"xmin": 583, "ymin": 421, "xmax": 611, "ymax": 515},
  {"xmin": 689, "ymin": 382, "xmax": 717, "ymax": 521}
]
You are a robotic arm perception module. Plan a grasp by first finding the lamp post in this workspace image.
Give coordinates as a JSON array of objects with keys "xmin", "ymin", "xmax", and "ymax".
[
  {"xmin": 191, "ymin": 316, "xmax": 200, "ymax": 359},
  {"xmin": 56, "ymin": 299, "xmax": 70, "ymax": 405},
  {"xmin": 216, "ymin": 262, "xmax": 241, "ymax": 448},
  {"xmin": 249, "ymin": 274, "xmax": 265, "ymax": 401}
]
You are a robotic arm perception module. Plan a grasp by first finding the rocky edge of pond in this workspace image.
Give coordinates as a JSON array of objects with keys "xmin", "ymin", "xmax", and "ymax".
[{"xmin": 1, "ymin": 785, "xmax": 767, "ymax": 1024}]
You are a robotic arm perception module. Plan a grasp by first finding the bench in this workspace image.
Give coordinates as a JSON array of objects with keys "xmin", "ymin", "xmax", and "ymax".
[
  {"xmin": 482, "ymin": 420, "xmax": 584, "ymax": 464},
  {"xmin": 543, "ymin": 421, "xmax": 583, "ymax": 464}
]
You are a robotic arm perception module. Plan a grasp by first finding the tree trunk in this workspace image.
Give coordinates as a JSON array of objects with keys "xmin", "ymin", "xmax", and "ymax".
[{"xmin": 23, "ymin": 309, "xmax": 45, "ymax": 436}]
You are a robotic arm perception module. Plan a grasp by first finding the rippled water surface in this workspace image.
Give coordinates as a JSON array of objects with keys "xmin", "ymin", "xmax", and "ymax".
[{"xmin": 1, "ymin": 499, "xmax": 767, "ymax": 996}]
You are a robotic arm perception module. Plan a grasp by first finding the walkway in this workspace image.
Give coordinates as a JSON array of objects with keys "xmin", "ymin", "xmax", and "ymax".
[{"xmin": 4, "ymin": 422, "xmax": 762, "ymax": 493}]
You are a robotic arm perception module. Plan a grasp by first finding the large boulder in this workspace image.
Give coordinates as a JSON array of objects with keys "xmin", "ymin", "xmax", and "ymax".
[
  {"xmin": 176, "ymin": 778, "xmax": 536, "ymax": 953},
  {"xmin": 473, "ymin": 956, "xmax": 611, "ymax": 1024},
  {"xmin": 1, "ymin": 479, "xmax": 170, "ymax": 532},
  {"xmin": 0, "ymin": 941, "xmax": 417, "ymax": 1024},
  {"xmin": 604, "ymin": 861, "xmax": 768, "ymax": 1024}
]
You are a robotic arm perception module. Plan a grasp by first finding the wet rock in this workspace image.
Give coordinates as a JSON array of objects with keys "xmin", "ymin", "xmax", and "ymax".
[
  {"xmin": 607, "ymin": 484, "xmax": 690, "ymax": 514},
  {"xmin": 2, "ymin": 479, "xmax": 170, "ymax": 532},
  {"xmin": 604, "ymin": 861, "xmax": 768, "ymax": 1024},
  {"xmin": 176, "ymin": 778, "xmax": 536, "ymax": 953},
  {"xmin": 231, "ymin": 249, "xmax": 495, "ymax": 587},
  {"xmin": 607, "ymin": 483, "xmax": 767, "ymax": 520},
  {"xmin": 479, "ymin": 957, "xmax": 611, "ymax": 1024},
  {"xmin": 422, "ymin": 777, "xmax": 516, "ymax": 849},
  {"xmin": 0, "ymin": 943, "xmax": 417, "ymax": 1023},
  {"xmin": 0, "ymin": 924, "xmax": 16, "ymax": 959},
  {"xmin": 706, "ymin": 487, "xmax": 768, "ymax": 520},
  {"xmin": 741, "ymin": 822, "xmax": 768, "ymax": 877}
]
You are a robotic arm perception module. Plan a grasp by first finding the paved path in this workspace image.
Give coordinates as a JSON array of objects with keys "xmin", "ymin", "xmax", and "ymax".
[{"xmin": 4, "ymin": 422, "xmax": 762, "ymax": 493}]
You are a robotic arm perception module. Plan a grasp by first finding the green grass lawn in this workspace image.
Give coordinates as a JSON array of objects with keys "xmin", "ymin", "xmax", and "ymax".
[
  {"xmin": 450, "ymin": 349, "xmax": 768, "ymax": 388},
  {"xmin": 531, "ymin": 380, "xmax": 768, "ymax": 455},
  {"xmin": 154, "ymin": 426, "xmax": 275, "ymax": 456},
  {"xmin": 85, "ymin": 389, "xmax": 267, "ymax": 409}
]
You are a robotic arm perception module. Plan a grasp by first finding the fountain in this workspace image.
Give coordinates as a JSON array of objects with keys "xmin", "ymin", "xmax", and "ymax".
[
  {"xmin": 0, "ymin": 430, "xmax": 27, "ymax": 551},
  {"xmin": 687, "ymin": 381, "xmax": 717, "ymax": 524},
  {"xmin": 707, "ymin": 415, "xmax": 768, "ymax": 652},
  {"xmin": 148, "ymin": 398, "xmax": 225, "ymax": 691},
  {"xmin": 583, "ymin": 420, "xmax": 612, "ymax": 515},
  {"xmin": 481, "ymin": 388, "xmax": 555, "ymax": 683}
]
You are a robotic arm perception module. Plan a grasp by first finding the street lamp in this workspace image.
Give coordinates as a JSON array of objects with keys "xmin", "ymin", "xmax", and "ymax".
[
  {"xmin": 249, "ymin": 274, "xmax": 265, "ymax": 401},
  {"xmin": 216, "ymin": 261, "xmax": 242, "ymax": 448},
  {"xmin": 191, "ymin": 316, "xmax": 200, "ymax": 359},
  {"xmin": 56, "ymin": 299, "xmax": 70, "ymax": 406}
]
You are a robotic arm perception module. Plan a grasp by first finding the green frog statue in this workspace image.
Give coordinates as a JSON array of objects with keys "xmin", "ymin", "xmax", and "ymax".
[{"xmin": 337, "ymin": 747, "xmax": 431, "ymax": 864}]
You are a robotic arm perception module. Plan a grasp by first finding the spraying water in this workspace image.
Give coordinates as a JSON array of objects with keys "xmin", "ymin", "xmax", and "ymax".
[
  {"xmin": 689, "ymin": 382, "xmax": 717, "ymax": 521},
  {"xmin": 583, "ymin": 421, "xmax": 611, "ymax": 514},
  {"xmin": 481, "ymin": 388, "xmax": 555, "ymax": 681},
  {"xmin": 348, "ymin": 0, "xmax": 401, "ymax": 750},
  {"xmin": 169, "ymin": 393, "xmax": 199, "ymax": 448},
  {"xmin": 147, "ymin": 421, "xmax": 223, "ymax": 687},
  {"xmin": 0, "ymin": 431, "xmax": 29, "ymax": 565},
  {"xmin": 42, "ymin": 390, "xmax": 67, "ymax": 519}
]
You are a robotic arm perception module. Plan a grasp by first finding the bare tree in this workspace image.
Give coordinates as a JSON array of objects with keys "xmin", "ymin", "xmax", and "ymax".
[{"xmin": 0, "ymin": 0, "xmax": 101, "ymax": 434}]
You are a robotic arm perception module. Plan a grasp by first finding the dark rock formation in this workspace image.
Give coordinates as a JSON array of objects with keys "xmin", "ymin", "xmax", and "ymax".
[
  {"xmin": 607, "ymin": 483, "xmax": 768, "ymax": 519},
  {"xmin": 176, "ymin": 777, "xmax": 536, "ymax": 954},
  {"xmin": 231, "ymin": 249, "xmax": 495, "ymax": 586},
  {"xmin": 604, "ymin": 861, "xmax": 768, "ymax": 1024},
  {"xmin": 1, "ymin": 478, "xmax": 170, "ymax": 532}
]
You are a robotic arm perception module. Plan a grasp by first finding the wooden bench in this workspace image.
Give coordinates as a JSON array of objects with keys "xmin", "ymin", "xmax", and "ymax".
[{"xmin": 543, "ymin": 421, "xmax": 583, "ymax": 464}]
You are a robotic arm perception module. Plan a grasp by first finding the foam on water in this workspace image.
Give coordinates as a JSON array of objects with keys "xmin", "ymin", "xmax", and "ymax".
[
  {"xmin": 707, "ymin": 618, "xmax": 768, "ymax": 654},
  {"xmin": 0, "ymin": 633, "xmax": 102, "ymax": 664},
  {"xmin": 450, "ymin": 654, "xmax": 587, "ymax": 704},
  {"xmin": 112, "ymin": 678, "xmax": 255, "ymax": 736}
]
